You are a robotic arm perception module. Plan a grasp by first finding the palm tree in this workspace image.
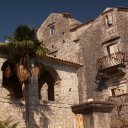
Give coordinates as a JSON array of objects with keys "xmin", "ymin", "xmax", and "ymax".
[{"xmin": 0, "ymin": 24, "xmax": 47, "ymax": 127}]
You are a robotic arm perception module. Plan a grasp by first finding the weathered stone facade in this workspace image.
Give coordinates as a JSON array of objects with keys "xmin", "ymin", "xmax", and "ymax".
[
  {"xmin": 1, "ymin": 6, "xmax": 128, "ymax": 128},
  {"xmin": 37, "ymin": 13, "xmax": 81, "ymax": 62},
  {"xmin": 0, "ymin": 54, "xmax": 80, "ymax": 127},
  {"xmin": 37, "ymin": 7, "xmax": 128, "ymax": 128}
]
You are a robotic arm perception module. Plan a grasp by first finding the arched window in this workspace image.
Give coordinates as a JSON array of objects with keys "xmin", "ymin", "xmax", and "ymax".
[
  {"xmin": 38, "ymin": 66, "xmax": 60, "ymax": 101},
  {"xmin": 1, "ymin": 60, "xmax": 22, "ymax": 98}
]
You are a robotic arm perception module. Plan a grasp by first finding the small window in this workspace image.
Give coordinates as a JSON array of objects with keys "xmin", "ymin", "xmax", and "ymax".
[
  {"xmin": 107, "ymin": 43, "xmax": 119, "ymax": 56},
  {"xmin": 105, "ymin": 14, "xmax": 113, "ymax": 27},
  {"xmin": 111, "ymin": 87, "xmax": 126, "ymax": 96},
  {"xmin": 50, "ymin": 25, "xmax": 55, "ymax": 36}
]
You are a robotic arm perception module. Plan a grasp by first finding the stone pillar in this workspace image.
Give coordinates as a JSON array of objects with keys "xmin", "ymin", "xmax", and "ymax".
[{"xmin": 71, "ymin": 101, "xmax": 114, "ymax": 128}]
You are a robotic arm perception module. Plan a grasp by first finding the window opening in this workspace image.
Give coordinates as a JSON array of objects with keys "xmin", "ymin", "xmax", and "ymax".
[
  {"xmin": 39, "ymin": 71, "xmax": 55, "ymax": 101},
  {"xmin": 105, "ymin": 14, "xmax": 113, "ymax": 27},
  {"xmin": 107, "ymin": 43, "xmax": 119, "ymax": 56},
  {"xmin": 50, "ymin": 25, "xmax": 55, "ymax": 36},
  {"xmin": 38, "ymin": 66, "xmax": 60, "ymax": 101},
  {"xmin": 111, "ymin": 87, "xmax": 125, "ymax": 96}
]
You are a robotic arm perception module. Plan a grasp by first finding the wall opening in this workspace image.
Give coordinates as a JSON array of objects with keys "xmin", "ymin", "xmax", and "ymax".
[
  {"xmin": 49, "ymin": 25, "xmax": 55, "ymax": 36},
  {"xmin": 1, "ymin": 60, "xmax": 23, "ymax": 98},
  {"xmin": 107, "ymin": 43, "xmax": 119, "ymax": 56},
  {"xmin": 109, "ymin": 84, "xmax": 127, "ymax": 97},
  {"xmin": 105, "ymin": 13, "xmax": 113, "ymax": 27},
  {"xmin": 38, "ymin": 66, "xmax": 60, "ymax": 101}
]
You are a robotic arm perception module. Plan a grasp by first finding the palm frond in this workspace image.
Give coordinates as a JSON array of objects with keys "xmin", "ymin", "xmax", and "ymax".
[
  {"xmin": 3, "ymin": 24, "xmax": 47, "ymax": 83},
  {"xmin": 13, "ymin": 24, "xmax": 34, "ymax": 41}
]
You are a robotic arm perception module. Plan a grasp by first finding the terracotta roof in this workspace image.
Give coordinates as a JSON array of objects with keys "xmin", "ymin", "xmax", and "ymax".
[
  {"xmin": 0, "ymin": 43, "xmax": 83, "ymax": 67},
  {"xmin": 44, "ymin": 55, "xmax": 83, "ymax": 68}
]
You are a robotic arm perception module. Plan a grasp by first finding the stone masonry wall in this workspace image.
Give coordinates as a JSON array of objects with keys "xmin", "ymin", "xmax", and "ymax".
[
  {"xmin": 78, "ymin": 16, "xmax": 105, "ymax": 102},
  {"xmin": 0, "ymin": 57, "xmax": 26, "ymax": 127},
  {"xmin": 37, "ymin": 13, "xmax": 81, "ymax": 63},
  {"xmin": 2, "ymin": 7, "xmax": 128, "ymax": 128},
  {"xmin": 108, "ymin": 9, "xmax": 128, "ymax": 128},
  {"xmin": 107, "ymin": 94, "xmax": 128, "ymax": 128},
  {"xmin": 28, "ymin": 59, "xmax": 79, "ymax": 128},
  {"xmin": 42, "ymin": 59, "xmax": 79, "ymax": 105},
  {"xmin": 117, "ymin": 9, "xmax": 128, "ymax": 54},
  {"xmin": 0, "ymin": 56, "xmax": 79, "ymax": 128},
  {"xmin": 77, "ymin": 9, "xmax": 128, "ymax": 128},
  {"xmin": 35, "ymin": 102, "xmax": 77, "ymax": 128},
  {"xmin": 77, "ymin": 8, "xmax": 128, "ymax": 103}
]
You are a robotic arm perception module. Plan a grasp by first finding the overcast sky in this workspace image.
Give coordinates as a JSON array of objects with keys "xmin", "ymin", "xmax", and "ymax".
[{"xmin": 0, "ymin": 0, "xmax": 128, "ymax": 41}]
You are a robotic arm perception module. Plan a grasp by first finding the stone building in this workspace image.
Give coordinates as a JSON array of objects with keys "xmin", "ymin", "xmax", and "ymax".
[{"xmin": 0, "ymin": 7, "xmax": 128, "ymax": 128}]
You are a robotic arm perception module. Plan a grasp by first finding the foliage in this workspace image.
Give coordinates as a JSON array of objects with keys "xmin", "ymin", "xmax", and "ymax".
[
  {"xmin": 0, "ymin": 118, "xmax": 19, "ymax": 128},
  {"xmin": 1, "ymin": 24, "xmax": 47, "ymax": 83},
  {"xmin": 4, "ymin": 24, "xmax": 47, "ymax": 63}
]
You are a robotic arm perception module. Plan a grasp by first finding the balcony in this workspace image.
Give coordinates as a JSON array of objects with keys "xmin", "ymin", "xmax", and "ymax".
[{"xmin": 96, "ymin": 51, "xmax": 127, "ymax": 71}]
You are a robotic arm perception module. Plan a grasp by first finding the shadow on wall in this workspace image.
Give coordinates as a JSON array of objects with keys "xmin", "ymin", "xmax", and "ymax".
[
  {"xmin": 95, "ymin": 71, "xmax": 107, "ymax": 91},
  {"xmin": 95, "ymin": 68, "xmax": 126, "ymax": 92},
  {"xmin": 27, "ymin": 100, "xmax": 52, "ymax": 128},
  {"xmin": 25, "ymin": 65, "xmax": 60, "ymax": 128},
  {"xmin": 1, "ymin": 61, "xmax": 61, "ymax": 127},
  {"xmin": 29, "ymin": 65, "xmax": 61, "ymax": 128}
]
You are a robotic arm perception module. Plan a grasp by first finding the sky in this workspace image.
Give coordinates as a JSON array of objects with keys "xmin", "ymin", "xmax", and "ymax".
[{"xmin": 0, "ymin": 0, "xmax": 128, "ymax": 41}]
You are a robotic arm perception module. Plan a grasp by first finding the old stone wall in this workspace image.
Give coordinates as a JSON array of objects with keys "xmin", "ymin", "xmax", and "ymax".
[
  {"xmin": 106, "ymin": 94, "xmax": 128, "ymax": 128},
  {"xmin": 1, "ymin": 7, "xmax": 128, "ymax": 128},
  {"xmin": 34, "ymin": 102, "xmax": 77, "ymax": 128},
  {"xmin": 0, "ymin": 55, "xmax": 79, "ymax": 128},
  {"xmin": 42, "ymin": 59, "xmax": 79, "ymax": 105},
  {"xmin": 117, "ymin": 9, "xmax": 128, "ymax": 54},
  {"xmin": 78, "ymin": 16, "xmax": 105, "ymax": 102},
  {"xmin": 37, "ymin": 13, "xmax": 81, "ymax": 63},
  {"xmin": 78, "ymin": 8, "xmax": 128, "ymax": 103},
  {"xmin": 0, "ymin": 57, "xmax": 26, "ymax": 127},
  {"xmin": 31, "ymin": 59, "xmax": 79, "ymax": 128},
  {"xmin": 36, "ymin": 8, "xmax": 128, "ymax": 128},
  {"xmin": 108, "ymin": 9, "xmax": 128, "ymax": 128},
  {"xmin": 76, "ymin": 8, "xmax": 128, "ymax": 128},
  {"xmin": 0, "ymin": 98, "xmax": 26, "ymax": 127}
]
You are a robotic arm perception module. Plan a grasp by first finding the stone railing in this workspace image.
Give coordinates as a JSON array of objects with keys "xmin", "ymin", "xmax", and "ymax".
[{"xmin": 96, "ymin": 51, "xmax": 128, "ymax": 71}]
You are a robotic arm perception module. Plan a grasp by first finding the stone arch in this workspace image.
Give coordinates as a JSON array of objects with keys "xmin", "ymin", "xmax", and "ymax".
[
  {"xmin": 38, "ymin": 66, "xmax": 61, "ymax": 101},
  {"xmin": 1, "ymin": 60, "xmax": 23, "ymax": 98}
]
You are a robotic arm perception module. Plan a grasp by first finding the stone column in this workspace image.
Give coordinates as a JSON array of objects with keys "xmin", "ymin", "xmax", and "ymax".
[{"xmin": 71, "ymin": 101, "xmax": 114, "ymax": 128}]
